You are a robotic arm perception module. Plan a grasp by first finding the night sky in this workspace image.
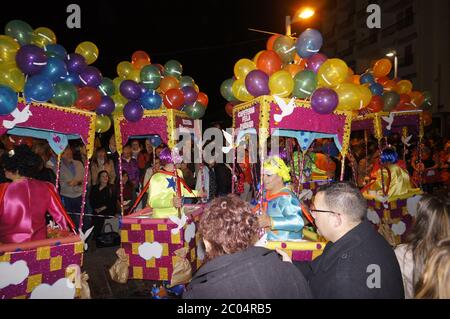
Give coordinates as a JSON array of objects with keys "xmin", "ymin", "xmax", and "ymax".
[{"xmin": 0, "ymin": 0, "xmax": 319, "ymax": 127}]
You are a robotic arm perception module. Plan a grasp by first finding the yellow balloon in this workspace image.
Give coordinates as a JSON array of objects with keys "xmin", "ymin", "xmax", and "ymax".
[
  {"xmin": 194, "ymin": 83, "xmax": 200, "ymax": 93},
  {"xmin": 113, "ymin": 77, "xmax": 123, "ymax": 92},
  {"xmin": 335, "ymin": 83, "xmax": 361, "ymax": 111},
  {"xmin": 268, "ymin": 70, "xmax": 294, "ymax": 98},
  {"xmin": 0, "ymin": 35, "xmax": 20, "ymax": 63},
  {"xmin": 32, "ymin": 27, "xmax": 57, "ymax": 48},
  {"xmin": 0, "ymin": 62, "xmax": 25, "ymax": 92},
  {"xmin": 117, "ymin": 61, "xmax": 133, "ymax": 79},
  {"xmin": 234, "ymin": 58, "xmax": 256, "ymax": 80},
  {"xmin": 232, "ymin": 78, "xmax": 253, "ymax": 102},
  {"xmin": 126, "ymin": 68, "xmax": 141, "ymax": 82},
  {"xmin": 317, "ymin": 58, "xmax": 349, "ymax": 88},
  {"xmin": 75, "ymin": 41, "xmax": 99, "ymax": 65},
  {"xmin": 253, "ymin": 50, "xmax": 264, "ymax": 63},
  {"xmin": 359, "ymin": 85, "xmax": 372, "ymax": 109},
  {"xmin": 395, "ymin": 80, "xmax": 413, "ymax": 95},
  {"xmin": 96, "ymin": 115, "xmax": 111, "ymax": 133},
  {"xmin": 112, "ymin": 94, "xmax": 128, "ymax": 110}
]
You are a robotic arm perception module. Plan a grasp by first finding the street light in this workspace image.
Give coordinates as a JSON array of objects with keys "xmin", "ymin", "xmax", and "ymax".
[
  {"xmin": 286, "ymin": 7, "xmax": 315, "ymax": 36},
  {"xmin": 386, "ymin": 50, "xmax": 398, "ymax": 79}
]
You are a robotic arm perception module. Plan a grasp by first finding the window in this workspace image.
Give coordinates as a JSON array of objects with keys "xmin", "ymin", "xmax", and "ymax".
[{"xmin": 404, "ymin": 44, "xmax": 414, "ymax": 66}]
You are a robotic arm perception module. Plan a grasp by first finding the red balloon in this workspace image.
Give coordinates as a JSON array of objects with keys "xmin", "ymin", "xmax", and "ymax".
[
  {"xmin": 376, "ymin": 76, "xmax": 390, "ymax": 86},
  {"xmin": 399, "ymin": 94, "xmax": 411, "ymax": 106},
  {"xmin": 75, "ymin": 87, "xmax": 102, "ymax": 111},
  {"xmin": 367, "ymin": 95, "xmax": 384, "ymax": 113},
  {"xmin": 196, "ymin": 92, "xmax": 209, "ymax": 107},
  {"xmin": 225, "ymin": 102, "xmax": 234, "ymax": 117},
  {"xmin": 256, "ymin": 50, "xmax": 282, "ymax": 76},
  {"xmin": 266, "ymin": 34, "xmax": 281, "ymax": 51},
  {"xmin": 163, "ymin": 88, "xmax": 185, "ymax": 109},
  {"xmin": 132, "ymin": 50, "xmax": 151, "ymax": 69}
]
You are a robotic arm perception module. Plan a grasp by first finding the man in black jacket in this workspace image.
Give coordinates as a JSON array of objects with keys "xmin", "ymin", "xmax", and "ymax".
[{"xmin": 294, "ymin": 182, "xmax": 404, "ymax": 299}]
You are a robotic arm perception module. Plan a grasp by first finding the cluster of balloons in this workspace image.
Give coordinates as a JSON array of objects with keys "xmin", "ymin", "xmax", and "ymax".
[
  {"xmin": 221, "ymin": 29, "xmax": 433, "ymax": 127},
  {"xmin": 112, "ymin": 52, "xmax": 208, "ymax": 122},
  {"xmin": 0, "ymin": 19, "xmax": 113, "ymax": 133}
]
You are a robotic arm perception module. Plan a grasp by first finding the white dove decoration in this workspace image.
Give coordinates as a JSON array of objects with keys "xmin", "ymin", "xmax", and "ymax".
[
  {"xmin": 401, "ymin": 135, "xmax": 412, "ymax": 147},
  {"xmin": 168, "ymin": 214, "xmax": 187, "ymax": 235},
  {"xmin": 222, "ymin": 130, "xmax": 234, "ymax": 154},
  {"xmin": 79, "ymin": 226, "xmax": 95, "ymax": 251},
  {"xmin": 382, "ymin": 113, "xmax": 395, "ymax": 131},
  {"xmin": 2, "ymin": 105, "xmax": 33, "ymax": 129},
  {"xmin": 273, "ymin": 96, "xmax": 296, "ymax": 123}
]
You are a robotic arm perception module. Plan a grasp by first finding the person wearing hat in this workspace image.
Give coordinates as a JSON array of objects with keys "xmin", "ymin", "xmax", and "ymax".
[{"xmin": 255, "ymin": 156, "xmax": 305, "ymax": 241}]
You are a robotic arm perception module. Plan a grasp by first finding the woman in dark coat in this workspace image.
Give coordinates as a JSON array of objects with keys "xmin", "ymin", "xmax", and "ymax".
[{"xmin": 89, "ymin": 170, "xmax": 116, "ymax": 239}]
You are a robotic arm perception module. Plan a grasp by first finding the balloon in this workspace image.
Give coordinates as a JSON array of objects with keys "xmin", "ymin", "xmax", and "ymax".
[
  {"xmin": 422, "ymin": 111, "xmax": 432, "ymax": 126},
  {"xmin": 256, "ymin": 50, "xmax": 282, "ymax": 76},
  {"xmin": 131, "ymin": 50, "xmax": 151, "ymax": 70},
  {"xmin": 117, "ymin": 61, "xmax": 133, "ymax": 79},
  {"xmin": 160, "ymin": 76, "xmax": 179, "ymax": 93},
  {"xmin": 141, "ymin": 90, "xmax": 162, "ymax": 110},
  {"xmin": 266, "ymin": 34, "xmax": 281, "ymax": 51},
  {"xmin": 395, "ymin": 79, "xmax": 413, "ymax": 95},
  {"xmin": 65, "ymin": 53, "xmax": 87, "ymax": 74},
  {"xmin": 193, "ymin": 83, "xmax": 200, "ymax": 93},
  {"xmin": 163, "ymin": 88, "xmax": 185, "ymax": 109},
  {"xmin": 41, "ymin": 57, "xmax": 68, "ymax": 82},
  {"xmin": 220, "ymin": 78, "xmax": 238, "ymax": 102},
  {"xmin": 96, "ymin": 96, "xmax": 115, "ymax": 115},
  {"xmin": 311, "ymin": 88, "xmax": 338, "ymax": 114},
  {"xmin": 384, "ymin": 79, "xmax": 397, "ymax": 91},
  {"xmin": 295, "ymin": 29, "xmax": 323, "ymax": 59},
  {"xmin": 95, "ymin": 115, "xmax": 111, "ymax": 133},
  {"xmin": 373, "ymin": 59, "xmax": 392, "ymax": 78},
  {"xmin": 180, "ymin": 75, "xmax": 195, "ymax": 88},
  {"xmin": 79, "ymin": 66, "xmax": 102, "ymax": 87},
  {"xmin": 0, "ymin": 85, "xmax": 18, "ymax": 115},
  {"xmin": 120, "ymin": 80, "xmax": 141, "ymax": 100},
  {"xmin": 292, "ymin": 70, "xmax": 317, "ymax": 98},
  {"xmin": 164, "ymin": 60, "xmax": 183, "ymax": 79},
  {"xmin": 0, "ymin": 35, "xmax": 20, "ymax": 64},
  {"xmin": 369, "ymin": 83, "xmax": 384, "ymax": 96},
  {"xmin": 273, "ymin": 35, "xmax": 295, "ymax": 64},
  {"xmin": 306, "ymin": 53, "xmax": 327, "ymax": 73},
  {"xmin": 140, "ymin": 65, "xmax": 161, "ymax": 90},
  {"xmin": 268, "ymin": 70, "xmax": 294, "ymax": 97},
  {"xmin": 409, "ymin": 91, "xmax": 424, "ymax": 108},
  {"xmin": 360, "ymin": 73, "xmax": 375, "ymax": 85},
  {"xmin": 149, "ymin": 135, "xmax": 162, "ymax": 148},
  {"xmin": 154, "ymin": 63, "xmax": 164, "ymax": 75},
  {"xmin": 113, "ymin": 77, "xmax": 123, "ymax": 92},
  {"xmin": 0, "ymin": 63, "xmax": 25, "ymax": 92},
  {"xmin": 24, "ymin": 75, "xmax": 54, "ymax": 102},
  {"xmin": 245, "ymin": 69, "xmax": 269, "ymax": 97},
  {"xmin": 225, "ymin": 102, "xmax": 234, "ymax": 117},
  {"xmin": 75, "ymin": 41, "xmax": 99, "ymax": 65},
  {"xmin": 253, "ymin": 50, "xmax": 264, "ymax": 63},
  {"xmin": 112, "ymin": 93, "xmax": 128, "ymax": 110},
  {"xmin": 98, "ymin": 77, "xmax": 115, "ymax": 96},
  {"xmin": 32, "ymin": 27, "xmax": 56, "ymax": 48},
  {"xmin": 123, "ymin": 100, "xmax": 144, "ymax": 122},
  {"xmin": 184, "ymin": 101, "xmax": 206, "ymax": 119},
  {"xmin": 196, "ymin": 92, "xmax": 209, "ymax": 107},
  {"xmin": 45, "ymin": 44, "xmax": 67, "ymax": 60},
  {"xmin": 376, "ymin": 76, "xmax": 390, "ymax": 86},
  {"xmin": 422, "ymin": 91, "xmax": 432, "ymax": 110},
  {"xmin": 51, "ymin": 82, "xmax": 77, "ymax": 106},
  {"xmin": 334, "ymin": 83, "xmax": 361, "ymax": 111},
  {"xmin": 359, "ymin": 85, "xmax": 372, "ymax": 109},
  {"xmin": 283, "ymin": 63, "xmax": 304, "ymax": 78},
  {"xmin": 75, "ymin": 86, "xmax": 101, "ymax": 111},
  {"xmin": 5, "ymin": 20, "xmax": 33, "ymax": 46},
  {"xmin": 182, "ymin": 86, "xmax": 198, "ymax": 105},
  {"xmin": 382, "ymin": 91, "xmax": 400, "ymax": 111},
  {"xmin": 399, "ymin": 94, "xmax": 411, "ymax": 106},
  {"xmin": 126, "ymin": 68, "xmax": 141, "ymax": 83},
  {"xmin": 15, "ymin": 44, "xmax": 47, "ymax": 75},
  {"xmin": 350, "ymin": 75, "xmax": 360, "ymax": 85},
  {"xmin": 367, "ymin": 95, "xmax": 384, "ymax": 113},
  {"xmin": 234, "ymin": 59, "xmax": 256, "ymax": 80},
  {"xmin": 317, "ymin": 58, "xmax": 348, "ymax": 87},
  {"xmin": 232, "ymin": 78, "xmax": 253, "ymax": 102},
  {"xmin": 64, "ymin": 72, "xmax": 81, "ymax": 86}
]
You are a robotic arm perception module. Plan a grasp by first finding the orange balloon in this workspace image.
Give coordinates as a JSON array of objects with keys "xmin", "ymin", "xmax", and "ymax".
[
  {"xmin": 256, "ymin": 50, "xmax": 282, "ymax": 76},
  {"xmin": 409, "ymin": 91, "xmax": 425, "ymax": 108},
  {"xmin": 315, "ymin": 153, "xmax": 336, "ymax": 173},
  {"xmin": 395, "ymin": 80, "xmax": 413, "ymax": 95},
  {"xmin": 132, "ymin": 50, "xmax": 151, "ymax": 70},
  {"xmin": 294, "ymin": 53, "xmax": 307, "ymax": 67},
  {"xmin": 373, "ymin": 59, "xmax": 392, "ymax": 78},
  {"xmin": 351, "ymin": 75, "xmax": 361, "ymax": 85},
  {"xmin": 197, "ymin": 92, "xmax": 209, "ymax": 107},
  {"xmin": 422, "ymin": 111, "xmax": 432, "ymax": 126},
  {"xmin": 225, "ymin": 102, "xmax": 234, "ymax": 117},
  {"xmin": 266, "ymin": 34, "xmax": 281, "ymax": 51},
  {"xmin": 160, "ymin": 76, "xmax": 179, "ymax": 93},
  {"xmin": 283, "ymin": 63, "xmax": 303, "ymax": 77}
]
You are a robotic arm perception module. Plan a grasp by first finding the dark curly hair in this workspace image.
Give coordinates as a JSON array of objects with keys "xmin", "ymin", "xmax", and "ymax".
[
  {"xmin": 2, "ymin": 144, "xmax": 42, "ymax": 178},
  {"xmin": 199, "ymin": 195, "xmax": 259, "ymax": 260}
]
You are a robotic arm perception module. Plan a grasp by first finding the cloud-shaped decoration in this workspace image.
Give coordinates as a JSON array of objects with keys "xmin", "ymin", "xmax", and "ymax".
[
  {"xmin": 196, "ymin": 241, "xmax": 205, "ymax": 261},
  {"xmin": 138, "ymin": 242, "xmax": 163, "ymax": 261},
  {"xmin": 407, "ymin": 195, "xmax": 422, "ymax": 217},
  {"xmin": 391, "ymin": 221, "xmax": 406, "ymax": 236},
  {"xmin": 184, "ymin": 222, "xmax": 196, "ymax": 243},
  {"xmin": 366, "ymin": 208, "xmax": 380, "ymax": 225},
  {"xmin": 0, "ymin": 260, "xmax": 30, "ymax": 289},
  {"xmin": 30, "ymin": 278, "xmax": 75, "ymax": 299}
]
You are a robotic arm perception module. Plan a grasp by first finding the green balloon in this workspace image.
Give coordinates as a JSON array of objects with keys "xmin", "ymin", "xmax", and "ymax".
[
  {"xmin": 5, "ymin": 20, "xmax": 33, "ymax": 46},
  {"xmin": 293, "ymin": 70, "xmax": 317, "ymax": 98},
  {"xmin": 184, "ymin": 101, "xmax": 206, "ymax": 119},
  {"xmin": 273, "ymin": 35, "xmax": 295, "ymax": 64},
  {"xmin": 164, "ymin": 60, "xmax": 183, "ymax": 79},
  {"xmin": 180, "ymin": 75, "xmax": 195, "ymax": 88},
  {"xmin": 52, "ymin": 82, "xmax": 78, "ymax": 107},
  {"xmin": 382, "ymin": 91, "xmax": 400, "ymax": 111},
  {"xmin": 99, "ymin": 77, "xmax": 115, "ymax": 96},
  {"xmin": 220, "ymin": 78, "xmax": 238, "ymax": 102},
  {"xmin": 140, "ymin": 65, "xmax": 161, "ymax": 90}
]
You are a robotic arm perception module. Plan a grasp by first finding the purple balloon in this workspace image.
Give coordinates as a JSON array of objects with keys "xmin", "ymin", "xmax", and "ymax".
[
  {"xmin": 123, "ymin": 100, "xmax": 144, "ymax": 122},
  {"xmin": 120, "ymin": 80, "xmax": 141, "ymax": 100},
  {"xmin": 15, "ymin": 45, "xmax": 48, "ymax": 75},
  {"xmin": 138, "ymin": 83, "xmax": 148, "ymax": 95},
  {"xmin": 311, "ymin": 88, "xmax": 338, "ymax": 114},
  {"xmin": 245, "ymin": 70, "xmax": 269, "ymax": 97},
  {"xmin": 96, "ymin": 96, "xmax": 115, "ymax": 115},
  {"xmin": 79, "ymin": 66, "xmax": 103, "ymax": 87},
  {"xmin": 65, "ymin": 53, "xmax": 87, "ymax": 74},
  {"xmin": 182, "ymin": 86, "xmax": 198, "ymax": 105},
  {"xmin": 306, "ymin": 53, "xmax": 328, "ymax": 73}
]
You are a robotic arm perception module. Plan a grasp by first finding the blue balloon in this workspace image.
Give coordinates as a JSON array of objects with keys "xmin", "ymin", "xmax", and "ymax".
[
  {"xmin": 45, "ymin": 44, "xmax": 67, "ymax": 60},
  {"xmin": 360, "ymin": 73, "xmax": 375, "ymax": 85},
  {"xmin": 369, "ymin": 83, "xmax": 384, "ymax": 96},
  {"xmin": 295, "ymin": 29, "xmax": 323, "ymax": 59},
  {"xmin": 64, "ymin": 72, "xmax": 81, "ymax": 86},
  {"xmin": 149, "ymin": 135, "xmax": 162, "ymax": 148},
  {"xmin": 24, "ymin": 75, "xmax": 55, "ymax": 102},
  {"xmin": 140, "ymin": 90, "xmax": 162, "ymax": 110},
  {"xmin": 0, "ymin": 85, "xmax": 18, "ymax": 115},
  {"xmin": 41, "ymin": 57, "xmax": 68, "ymax": 82}
]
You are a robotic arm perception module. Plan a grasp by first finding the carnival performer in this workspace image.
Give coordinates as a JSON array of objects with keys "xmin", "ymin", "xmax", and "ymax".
[
  {"xmin": 255, "ymin": 156, "xmax": 305, "ymax": 241},
  {"xmin": 146, "ymin": 147, "xmax": 199, "ymax": 218},
  {"xmin": 0, "ymin": 145, "xmax": 74, "ymax": 243},
  {"xmin": 361, "ymin": 147, "xmax": 422, "ymax": 202}
]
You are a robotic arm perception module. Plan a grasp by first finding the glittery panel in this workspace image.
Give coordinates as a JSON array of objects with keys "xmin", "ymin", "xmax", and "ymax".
[
  {"xmin": 234, "ymin": 101, "xmax": 261, "ymax": 132},
  {"xmin": 119, "ymin": 116, "xmax": 168, "ymax": 150},
  {"xmin": 291, "ymin": 250, "xmax": 313, "ymax": 261}
]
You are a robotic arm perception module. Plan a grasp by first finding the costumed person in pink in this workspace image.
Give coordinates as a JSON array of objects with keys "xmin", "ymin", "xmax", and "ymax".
[{"xmin": 0, "ymin": 145, "xmax": 74, "ymax": 244}]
